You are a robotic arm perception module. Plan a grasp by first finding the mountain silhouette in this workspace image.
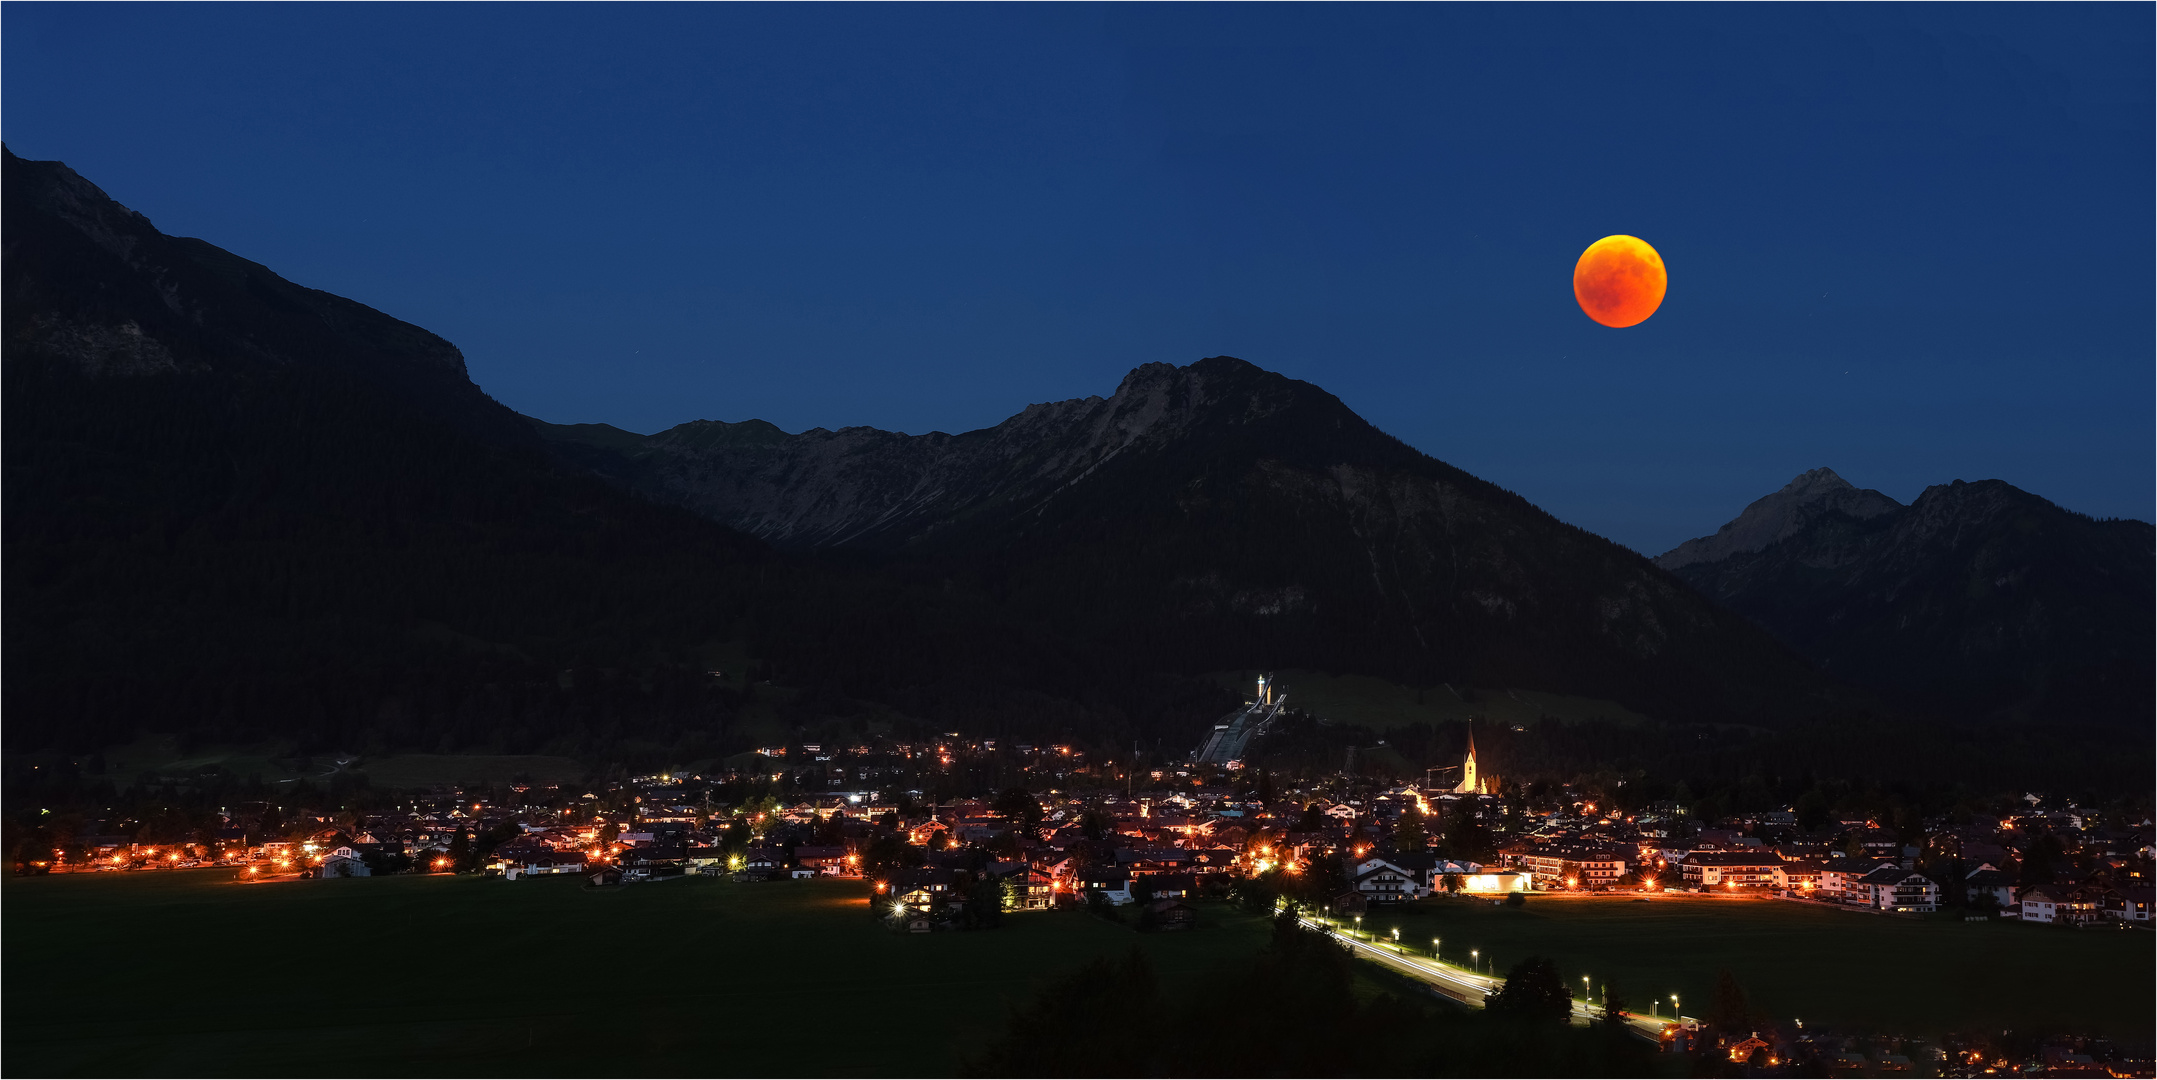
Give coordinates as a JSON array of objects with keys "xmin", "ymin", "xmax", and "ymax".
[
  {"xmin": 536, "ymin": 358, "xmax": 1849, "ymax": 728},
  {"xmin": 8, "ymin": 146, "xmax": 2006, "ymax": 782},
  {"xmin": 1662, "ymin": 471, "xmax": 2153, "ymax": 725}
]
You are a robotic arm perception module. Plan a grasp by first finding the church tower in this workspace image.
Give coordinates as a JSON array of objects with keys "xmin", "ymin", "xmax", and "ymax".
[{"xmin": 1454, "ymin": 722, "xmax": 1480, "ymax": 795}]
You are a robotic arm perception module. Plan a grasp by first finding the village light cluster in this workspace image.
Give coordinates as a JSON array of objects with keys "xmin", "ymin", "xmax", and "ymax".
[
  {"xmin": 17, "ymin": 672, "xmax": 2145, "ymax": 1080},
  {"xmin": 19, "ymin": 698, "xmax": 2142, "ymax": 946}
]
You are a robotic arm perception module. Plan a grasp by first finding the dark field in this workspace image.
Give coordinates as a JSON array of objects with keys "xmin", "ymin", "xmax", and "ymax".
[
  {"xmin": 1341, "ymin": 893, "xmax": 2154, "ymax": 1038},
  {"xmin": 10, "ymin": 874, "xmax": 2149, "ymax": 1077},
  {"xmin": 4, "ymin": 871, "xmax": 1275, "ymax": 1077}
]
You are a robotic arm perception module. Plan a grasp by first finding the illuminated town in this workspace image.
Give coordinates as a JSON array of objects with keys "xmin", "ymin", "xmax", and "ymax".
[{"xmin": 23, "ymin": 675, "xmax": 2150, "ymax": 1074}]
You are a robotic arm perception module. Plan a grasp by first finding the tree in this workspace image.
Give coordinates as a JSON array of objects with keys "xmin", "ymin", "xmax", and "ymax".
[
  {"xmin": 2019, "ymin": 835, "xmax": 2062, "ymax": 887},
  {"xmin": 1445, "ymin": 800, "xmax": 1494, "ymax": 863},
  {"xmin": 1394, "ymin": 806, "xmax": 1427, "ymax": 851},
  {"xmin": 742, "ymin": 795, "xmax": 782, "ymax": 839},
  {"xmin": 964, "ymin": 948, "xmax": 1162, "ymax": 1076},
  {"xmin": 446, "ymin": 829, "xmax": 471, "ymax": 872},
  {"xmin": 1443, "ymin": 872, "xmax": 1464, "ymax": 896},
  {"xmin": 967, "ymin": 875, "xmax": 1009, "ymax": 929},
  {"xmin": 1296, "ymin": 802, "xmax": 1326, "ymax": 832},
  {"xmin": 1599, "ymin": 982, "xmax": 1632, "ymax": 1030},
  {"xmin": 861, "ymin": 833, "xmax": 918, "ymax": 881},
  {"xmin": 813, "ymin": 809, "xmax": 847, "ymax": 846},
  {"xmin": 992, "ymin": 787, "xmax": 1045, "ymax": 839},
  {"xmin": 1483, "ymin": 956, "xmax": 1573, "ymax": 1024},
  {"xmin": 1795, "ymin": 790, "xmax": 1830, "ymax": 832},
  {"xmin": 1708, "ymin": 969, "xmax": 1753, "ymax": 1034}
]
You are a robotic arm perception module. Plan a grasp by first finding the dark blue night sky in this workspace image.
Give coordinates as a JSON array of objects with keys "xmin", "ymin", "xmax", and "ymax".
[{"xmin": 7, "ymin": 4, "xmax": 2149, "ymax": 553}]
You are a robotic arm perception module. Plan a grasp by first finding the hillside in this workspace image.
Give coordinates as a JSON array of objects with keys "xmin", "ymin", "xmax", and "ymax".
[
  {"xmin": 536, "ymin": 358, "xmax": 1855, "ymax": 729},
  {"xmin": 1663, "ymin": 472, "xmax": 2154, "ymax": 725},
  {"xmin": 14, "ymin": 146, "xmax": 2054, "ymax": 794},
  {"xmin": 2, "ymin": 146, "xmax": 771, "ymax": 760}
]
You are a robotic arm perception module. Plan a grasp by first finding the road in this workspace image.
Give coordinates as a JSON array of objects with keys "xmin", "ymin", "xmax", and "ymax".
[{"xmin": 1297, "ymin": 914, "xmax": 1684, "ymax": 1041}]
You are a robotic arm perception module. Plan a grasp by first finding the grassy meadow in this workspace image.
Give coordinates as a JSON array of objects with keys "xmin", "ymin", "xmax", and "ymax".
[
  {"xmin": 3, "ymin": 870, "xmax": 1274, "ymax": 1077},
  {"xmin": 9, "ymin": 873, "xmax": 2146, "ymax": 1078}
]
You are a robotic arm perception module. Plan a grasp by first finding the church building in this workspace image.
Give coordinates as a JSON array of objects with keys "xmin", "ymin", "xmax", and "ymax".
[{"xmin": 1453, "ymin": 723, "xmax": 1496, "ymax": 796}]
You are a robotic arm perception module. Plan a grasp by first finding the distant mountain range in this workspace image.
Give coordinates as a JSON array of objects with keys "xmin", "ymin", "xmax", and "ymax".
[
  {"xmin": 1659, "ymin": 469, "xmax": 2152, "ymax": 726},
  {"xmin": 531, "ymin": 357, "xmax": 1849, "ymax": 728},
  {"xmin": 4, "ymin": 145, "xmax": 2146, "ymax": 790}
]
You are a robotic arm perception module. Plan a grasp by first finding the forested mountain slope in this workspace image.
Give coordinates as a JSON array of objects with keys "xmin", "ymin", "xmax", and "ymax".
[
  {"xmin": 0, "ymin": 148, "xmax": 1237, "ymax": 762},
  {"xmin": 538, "ymin": 357, "xmax": 1853, "ymax": 729},
  {"xmin": 1664, "ymin": 473, "xmax": 2153, "ymax": 726},
  {"xmin": 7, "ymin": 147, "xmax": 2144, "ymax": 798}
]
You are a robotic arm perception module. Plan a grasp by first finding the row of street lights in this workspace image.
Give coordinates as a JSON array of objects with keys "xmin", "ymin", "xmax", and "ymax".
[{"xmin": 1344, "ymin": 914, "xmax": 1490, "ymax": 975}]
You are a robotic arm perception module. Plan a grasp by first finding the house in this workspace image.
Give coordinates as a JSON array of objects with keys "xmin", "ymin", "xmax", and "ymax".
[
  {"xmin": 1351, "ymin": 854, "xmax": 1433, "ymax": 897},
  {"xmin": 1817, "ymin": 857, "xmax": 1897, "ymax": 903},
  {"xmin": 588, "ymin": 867, "xmax": 623, "ymax": 887},
  {"xmin": 1140, "ymin": 873, "xmax": 1196, "ymax": 901},
  {"xmin": 1964, "ymin": 867, "xmax": 2018, "ymax": 909},
  {"xmin": 320, "ymin": 849, "xmax": 370, "ymax": 878},
  {"xmin": 737, "ymin": 846, "xmax": 787, "ymax": 881},
  {"xmin": 1850, "ymin": 866, "xmax": 1938, "ymax": 912},
  {"xmin": 1328, "ymin": 889, "xmax": 1368, "ymax": 916},
  {"xmin": 686, "ymin": 846, "xmax": 733, "ymax": 874},
  {"xmin": 794, "ymin": 846, "xmax": 853, "ymax": 875},
  {"xmin": 1001, "ymin": 867, "xmax": 1058, "ymax": 911},
  {"xmin": 1114, "ymin": 848, "xmax": 1194, "ymax": 876},
  {"xmin": 2101, "ymin": 886, "xmax": 2152, "ymax": 923},
  {"xmin": 1517, "ymin": 843, "xmax": 1630, "ymax": 890},
  {"xmin": 1186, "ymin": 848, "xmax": 1240, "ymax": 879},
  {"xmin": 1353, "ymin": 862, "xmax": 1420, "ymax": 903},
  {"xmin": 1680, "ymin": 851, "xmax": 1783, "ymax": 890},
  {"xmin": 889, "ymin": 867, "xmax": 964, "ymax": 914},
  {"xmin": 1773, "ymin": 859, "xmax": 1823, "ymax": 894},
  {"xmin": 618, "ymin": 844, "xmax": 686, "ymax": 882},
  {"xmin": 503, "ymin": 851, "xmax": 587, "ymax": 880},
  {"xmin": 1078, "ymin": 870, "xmax": 1133, "ymax": 905},
  {"xmin": 1142, "ymin": 899, "xmax": 1198, "ymax": 932},
  {"xmin": 2019, "ymin": 884, "xmax": 2100, "ymax": 925}
]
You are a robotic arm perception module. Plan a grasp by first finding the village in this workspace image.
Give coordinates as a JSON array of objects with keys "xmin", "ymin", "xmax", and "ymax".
[
  {"xmin": 32, "ymin": 710, "xmax": 2154, "ymax": 933},
  {"xmin": 19, "ymin": 704, "xmax": 2155, "ymax": 1075}
]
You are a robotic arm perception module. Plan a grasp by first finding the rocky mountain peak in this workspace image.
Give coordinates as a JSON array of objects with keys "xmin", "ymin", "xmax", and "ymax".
[
  {"xmin": 1779, "ymin": 467, "xmax": 1854, "ymax": 497},
  {"xmin": 1655, "ymin": 468, "xmax": 1902, "ymax": 570}
]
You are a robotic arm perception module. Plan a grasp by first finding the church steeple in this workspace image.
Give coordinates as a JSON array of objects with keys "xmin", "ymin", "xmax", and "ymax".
[{"xmin": 1455, "ymin": 720, "xmax": 1480, "ymax": 794}]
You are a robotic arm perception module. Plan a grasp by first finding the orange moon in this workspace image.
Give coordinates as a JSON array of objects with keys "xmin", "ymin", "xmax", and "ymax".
[{"xmin": 1573, "ymin": 235, "xmax": 1667, "ymax": 328}]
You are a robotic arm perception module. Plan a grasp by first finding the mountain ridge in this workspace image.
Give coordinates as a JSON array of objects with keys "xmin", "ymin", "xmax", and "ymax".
[
  {"xmin": 1665, "ymin": 471, "xmax": 2152, "ymax": 725},
  {"xmin": 1655, "ymin": 467, "xmax": 1902, "ymax": 571},
  {"xmin": 9, "ymin": 145, "xmax": 2147, "ymax": 797},
  {"xmin": 534, "ymin": 355, "xmax": 1852, "ymax": 728},
  {"xmin": 531, "ymin": 356, "xmax": 1489, "ymax": 551}
]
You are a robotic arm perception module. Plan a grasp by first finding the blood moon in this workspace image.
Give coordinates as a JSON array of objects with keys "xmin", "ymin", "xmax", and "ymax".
[{"xmin": 1572, "ymin": 235, "xmax": 1667, "ymax": 328}]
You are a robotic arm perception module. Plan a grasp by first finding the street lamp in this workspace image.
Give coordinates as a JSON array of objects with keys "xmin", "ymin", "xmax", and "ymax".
[
  {"xmin": 1432, "ymin": 937, "xmax": 1440, "ymax": 960},
  {"xmin": 1582, "ymin": 975, "xmax": 1591, "ymax": 1004},
  {"xmin": 1671, "ymin": 994, "xmax": 1680, "ymax": 1019},
  {"xmin": 1353, "ymin": 915, "xmax": 1362, "ymax": 937},
  {"xmin": 1471, "ymin": 949, "xmax": 1479, "ymax": 974},
  {"xmin": 1391, "ymin": 927, "xmax": 1401, "ymax": 951}
]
